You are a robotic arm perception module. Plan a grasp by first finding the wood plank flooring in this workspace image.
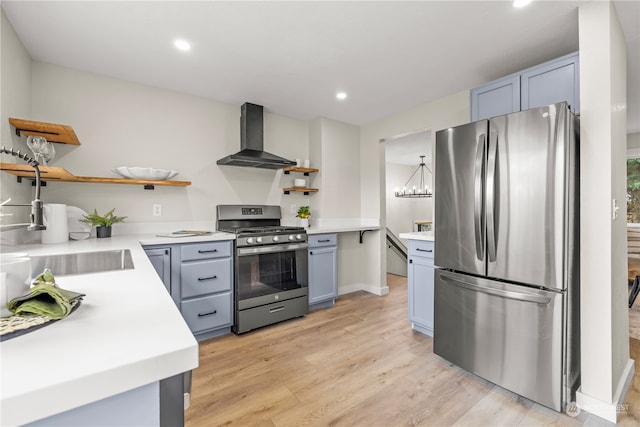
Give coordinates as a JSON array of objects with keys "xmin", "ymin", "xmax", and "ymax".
[{"xmin": 185, "ymin": 274, "xmax": 640, "ymax": 427}]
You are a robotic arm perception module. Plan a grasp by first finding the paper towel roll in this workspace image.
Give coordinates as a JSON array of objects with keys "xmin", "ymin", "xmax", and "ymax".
[{"xmin": 42, "ymin": 203, "xmax": 69, "ymax": 244}]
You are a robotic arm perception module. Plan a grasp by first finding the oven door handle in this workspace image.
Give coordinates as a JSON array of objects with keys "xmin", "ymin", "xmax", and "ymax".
[{"xmin": 237, "ymin": 242, "xmax": 308, "ymax": 256}]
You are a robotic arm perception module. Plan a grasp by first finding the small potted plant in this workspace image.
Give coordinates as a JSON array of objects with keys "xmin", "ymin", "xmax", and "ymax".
[
  {"xmin": 296, "ymin": 205, "xmax": 311, "ymax": 228},
  {"xmin": 81, "ymin": 208, "xmax": 127, "ymax": 238}
]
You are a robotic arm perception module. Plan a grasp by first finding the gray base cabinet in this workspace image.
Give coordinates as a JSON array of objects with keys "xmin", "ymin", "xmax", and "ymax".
[
  {"xmin": 471, "ymin": 51, "xmax": 579, "ymax": 121},
  {"xmin": 308, "ymin": 234, "xmax": 337, "ymax": 310},
  {"xmin": 144, "ymin": 240, "xmax": 233, "ymax": 341},
  {"xmin": 407, "ymin": 240, "xmax": 434, "ymax": 336}
]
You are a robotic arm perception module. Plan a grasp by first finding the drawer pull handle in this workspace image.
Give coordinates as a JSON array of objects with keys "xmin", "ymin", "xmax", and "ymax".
[
  {"xmin": 269, "ymin": 306, "xmax": 285, "ymax": 313},
  {"xmin": 318, "ymin": 239, "xmax": 331, "ymax": 243},
  {"xmin": 198, "ymin": 275, "xmax": 217, "ymax": 281},
  {"xmin": 198, "ymin": 249, "xmax": 218, "ymax": 254},
  {"xmin": 198, "ymin": 310, "xmax": 217, "ymax": 317},
  {"xmin": 416, "ymin": 248, "xmax": 433, "ymax": 253},
  {"xmin": 310, "ymin": 251, "xmax": 313, "ymax": 255}
]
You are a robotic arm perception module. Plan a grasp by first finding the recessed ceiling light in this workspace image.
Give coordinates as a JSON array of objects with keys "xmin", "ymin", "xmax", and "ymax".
[
  {"xmin": 513, "ymin": 0, "xmax": 533, "ymax": 7},
  {"xmin": 174, "ymin": 39, "xmax": 191, "ymax": 51},
  {"xmin": 336, "ymin": 92, "xmax": 347, "ymax": 100}
]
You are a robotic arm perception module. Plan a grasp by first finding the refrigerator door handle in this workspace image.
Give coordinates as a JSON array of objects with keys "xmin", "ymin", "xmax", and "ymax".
[
  {"xmin": 440, "ymin": 273, "xmax": 552, "ymax": 305},
  {"xmin": 486, "ymin": 130, "xmax": 498, "ymax": 262},
  {"xmin": 474, "ymin": 134, "xmax": 486, "ymax": 261}
]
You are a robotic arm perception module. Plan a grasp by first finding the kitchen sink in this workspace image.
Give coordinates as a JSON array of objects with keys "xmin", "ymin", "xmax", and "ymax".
[{"xmin": 30, "ymin": 249, "xmax": 134, "ymax": 276}]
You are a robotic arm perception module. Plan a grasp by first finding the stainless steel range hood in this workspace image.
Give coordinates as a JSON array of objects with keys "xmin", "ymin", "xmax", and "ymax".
[{"xmin": 217, "ymin": 103, "xmax": 296, "ymax": 169}]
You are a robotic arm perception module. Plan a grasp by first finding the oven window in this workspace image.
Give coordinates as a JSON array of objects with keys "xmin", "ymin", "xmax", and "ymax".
[{"xmin": 237, "ymin": 249, "xmax": 307, "ymax": 301}]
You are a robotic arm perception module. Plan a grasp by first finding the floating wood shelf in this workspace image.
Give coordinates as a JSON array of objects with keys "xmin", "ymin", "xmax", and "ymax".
[
  {"xmin": 0, "ymin": 163, "xmax": 190, "ymax": 190},
  {"xmin": 8, "ymin": 118, "xmax": 81, "ymax": 145},
  {"xmin": 283, "ymin": 166, "xmax": 319, "ymax": 176},
  {"xmin": 283, "ymin": 187, "xmax": 318, "ymax": 195}
]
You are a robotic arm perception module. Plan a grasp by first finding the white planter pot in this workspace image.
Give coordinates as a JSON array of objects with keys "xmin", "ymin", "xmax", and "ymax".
[{"xmin": 298, "ymin": 218, "xmax": 310, "ymax": 229}]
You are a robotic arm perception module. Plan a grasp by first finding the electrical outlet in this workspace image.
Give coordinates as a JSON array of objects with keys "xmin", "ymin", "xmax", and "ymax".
[
  {"xmin": 153, "ymin": 204, "xmax": 162, "ymax": 216},
  {"xmin": 290, "ymin": 204, "xmax": 297, "ymax": 214}
]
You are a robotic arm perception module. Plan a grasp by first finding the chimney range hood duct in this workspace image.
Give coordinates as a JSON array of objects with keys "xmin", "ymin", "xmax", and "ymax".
[{"xmin": 217, "ymin": 103, "xmax": 296, "ymax": 169}]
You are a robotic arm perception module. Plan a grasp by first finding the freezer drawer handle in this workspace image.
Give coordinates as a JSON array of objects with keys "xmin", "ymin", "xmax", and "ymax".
[
  {"xmin": 441, "ymin": 275, "xmax": 551, "ymax": 304},
  {"xmin": 416, "ymin": 248, "xmax": 433, "ymax": 253},
  {"xmin": 198, "ymin": 310, "xmax": 217, "ymax": 317},
  {"xmin": 198, "ymin": 275, "xmax": 217, "ymax": 281},
  {"xmin": 269, "ymin": 305, "xmax": 285, "ymax": 313}
]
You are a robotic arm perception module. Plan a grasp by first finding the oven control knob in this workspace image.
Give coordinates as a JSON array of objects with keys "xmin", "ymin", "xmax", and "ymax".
[
  {"xmin": 296, "ymin": 234, "xmax": 303, "ymax": 240},
  {"xmin": 288, "ymin": 235, "xmax": 295, "ymax": 241},
  {"xmin": 246, "ymin": 237, "xmax": 254, "ymax": 244},
  {"xmin": 256, "ymin": 237, "xmax": 263, "ymax": 243},
  {"xmin": 273, "ymin": 236, "xmax": 279, "ymax": 242}
]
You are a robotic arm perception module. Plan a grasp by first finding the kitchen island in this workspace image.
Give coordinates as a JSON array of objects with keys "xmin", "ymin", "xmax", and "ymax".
[{"xmin": 0, "ymin": 231, "xmax": 233, "ymax": 426}]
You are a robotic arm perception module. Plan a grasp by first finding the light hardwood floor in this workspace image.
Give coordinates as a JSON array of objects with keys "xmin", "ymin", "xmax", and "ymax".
[{"xmin": 185, "ymin": 274, "xmax": 640, "ymax": 427}]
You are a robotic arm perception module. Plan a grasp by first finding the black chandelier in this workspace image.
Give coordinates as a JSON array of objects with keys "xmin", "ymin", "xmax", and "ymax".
[{"xmin": 394, "ymin": 155, "xmax": 433, "ymax": 198}]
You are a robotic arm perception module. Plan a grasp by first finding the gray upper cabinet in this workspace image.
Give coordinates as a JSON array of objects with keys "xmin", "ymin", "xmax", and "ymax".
[
  {"xmin": 520, "ymin": 52, "xmax": 579, "ymax": 113},
  {"xmin": 471, "ymin": 51, "xmax": 579, "ymax": 121},
  {"xmin": 470, "ymin": 75, "xmax": 520, "ymax": 122}
]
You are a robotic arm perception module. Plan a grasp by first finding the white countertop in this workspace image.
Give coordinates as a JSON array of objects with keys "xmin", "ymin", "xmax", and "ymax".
[
  {"xmin": 0, "ymin": 232, "xmax": 235, "ymax": 426},
  {"xmin": 399, "ymin": 231, "xmax": 435, "ymax": 241}
]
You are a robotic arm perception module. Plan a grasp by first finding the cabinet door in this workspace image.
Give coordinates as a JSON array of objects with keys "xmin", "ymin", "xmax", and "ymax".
[
  {"xmin": 144, "ymin": 247, "xmax": 171, "ymax": 293},
  {"xmin": 308, "ymin": 246, "xmax": 337, "ymax": 304},
  {"xmin": 521, "ymin": 52, "xmax": 579, "ymax": 113},
  {"xmin": 470, "ymin": 74, "xmax": 520, "ymax": 121},
  {"xmin": 408, "ymin": 255, "xmax": 434, "ymax": 336}
]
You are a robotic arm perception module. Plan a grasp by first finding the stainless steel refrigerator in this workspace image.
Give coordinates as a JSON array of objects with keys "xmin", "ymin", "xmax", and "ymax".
[{"xmin": 433, "ymin": 102, "xmax": 580, "ymax": 412}]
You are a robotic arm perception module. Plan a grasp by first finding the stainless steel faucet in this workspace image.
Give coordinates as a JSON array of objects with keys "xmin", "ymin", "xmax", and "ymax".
[{"xmin": 0, "ymin": 146, "xmax": 46, "ymax": 231}]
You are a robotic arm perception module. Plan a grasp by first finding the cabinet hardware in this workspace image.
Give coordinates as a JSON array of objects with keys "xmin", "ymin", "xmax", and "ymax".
[
  {"xmin": 198, "ymin": 249, "xmax": 218, "ymax": 253},
  {"xmin": 197, "ymin": 310, "xmax": 217, "ymax": 317},
  {"xmin": 318, "ymin": 239, "xmax": 331, "ymax": 243},
  {"xmin": 417, "ymin": 248, "xmax": 433, "ymax": 252},
  {"xmin": 198, "ymin": 276, "xmax": 217, "ymax": 281}
]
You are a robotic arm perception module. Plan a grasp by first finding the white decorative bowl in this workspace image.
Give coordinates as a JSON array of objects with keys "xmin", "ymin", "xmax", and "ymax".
[{"xmin": 112, "ymin": 167, "xmax": 178, "ymax": 181}]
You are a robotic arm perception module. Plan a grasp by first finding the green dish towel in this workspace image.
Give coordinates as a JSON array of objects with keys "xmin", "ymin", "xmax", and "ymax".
[{"xmin": 7, "ymin": 269, "xmax": 85, "ymax": 319}]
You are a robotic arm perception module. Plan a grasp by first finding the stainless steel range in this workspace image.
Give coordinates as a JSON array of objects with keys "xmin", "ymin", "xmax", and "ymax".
[{"xmin": 216, "ymin": 205, "xmax": 308, "ymax": 334}]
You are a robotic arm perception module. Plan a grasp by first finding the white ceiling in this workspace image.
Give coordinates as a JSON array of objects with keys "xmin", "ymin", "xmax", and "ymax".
[{"xmin": 2, "ymin": 1, "xmax": 638, "ymax": 133}]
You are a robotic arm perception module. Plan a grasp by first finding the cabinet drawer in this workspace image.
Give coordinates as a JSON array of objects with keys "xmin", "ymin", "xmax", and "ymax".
[
  {"xmin": 181, "ymin": 241, "xmax": 232, "ymax": 261},
  {"xmin": 181, "ymin": 258, "xmax": 231, "ymax": 298},
  {"xmin": 409, "ymin": 240, "xmax": 434, "ymax": 259},
  {"xmin": 308, "ymin": 234, "xmax": 337, "ymax": 247},
  {"xmin": 182, "ymin": 292, "xmax": 232, "ymax": 333}
]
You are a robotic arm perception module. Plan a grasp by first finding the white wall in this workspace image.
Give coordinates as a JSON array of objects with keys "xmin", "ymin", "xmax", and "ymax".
[
  {"xmin": 27, "ymin": 61, "xmax": 310, "ymax": 225},
  {"xmin": 309, "ymin": 117, "xmax": 360, "ymax": 222},
  {"xmin": 0, "ymin": 9, "xmax": 33, "ymax": 226},
  {"xmin": 360, "ymin": 90, "xmax": 470, "ymax": 295},
  {"xmin": 577, "ymin": 1, "xmax": 633, "ymax": 422}
]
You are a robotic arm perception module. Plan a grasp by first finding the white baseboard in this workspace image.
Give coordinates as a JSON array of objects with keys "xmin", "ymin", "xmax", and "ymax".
[
  {"xmin": 576, "ymin": 358, "xmax": 635, "ymax": 423},
  {"xmin": 338, "ymin": 283, "xmax": 389, "ymax": 296}
]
